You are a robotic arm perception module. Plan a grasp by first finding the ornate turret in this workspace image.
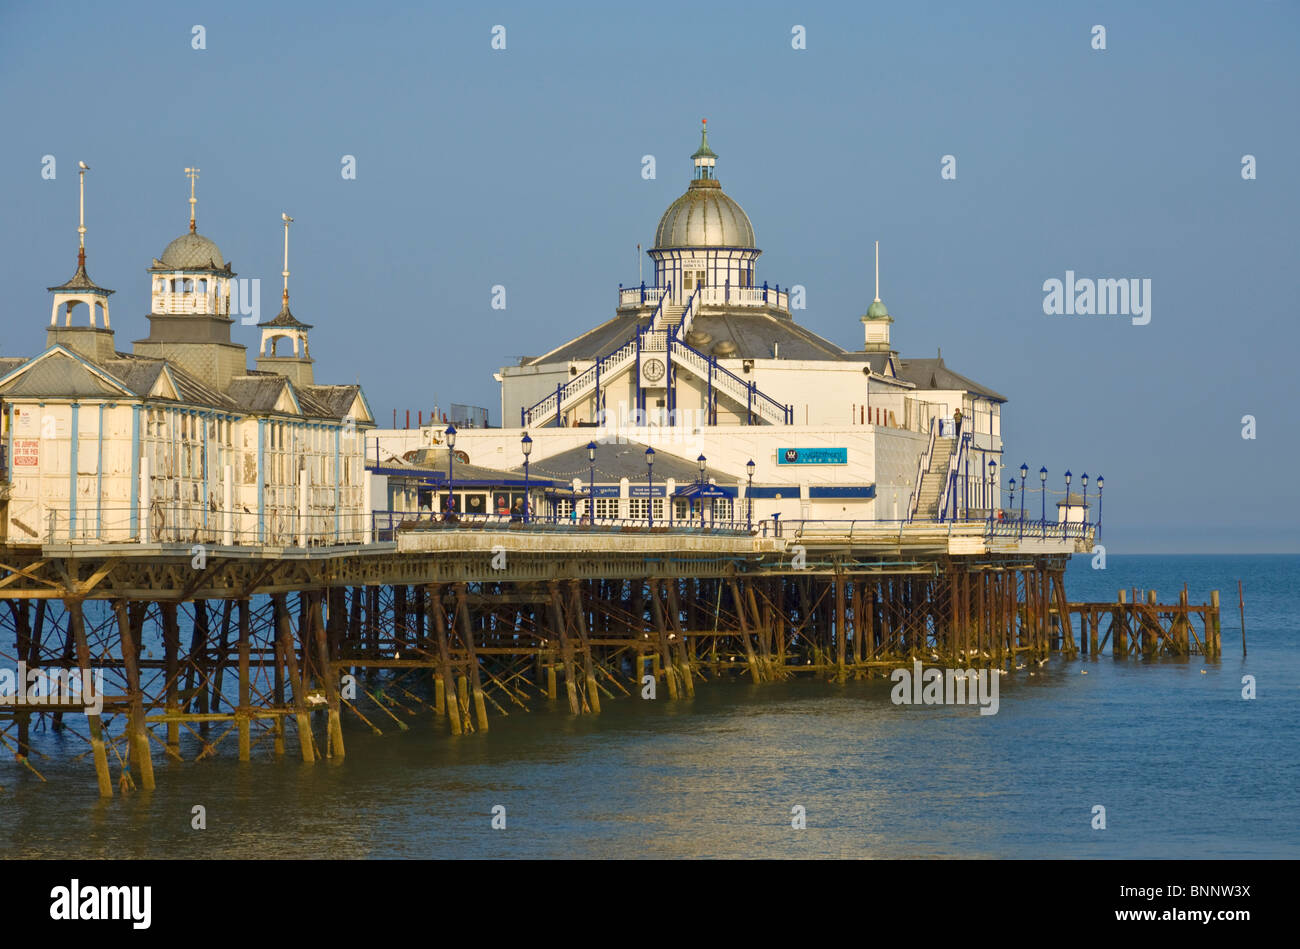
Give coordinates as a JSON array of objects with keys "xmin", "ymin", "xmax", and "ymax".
[
  {"xmin": 133, "ymin": 168, "xmax": 248, "ymax": 390},
  {"xmin": 256, "ymin": 213, "xmax": 314, "ymax": 386},
  {"xmin": 861, "ymin": 241, "xmax": 894, "ymax": 353},
  {"xmin": 649, "ymin": 121, "xmax": 761, "ymax": 303},
  {"xmin": 47, "ymin": 162, "xmax": 117, "ymax": 363}
]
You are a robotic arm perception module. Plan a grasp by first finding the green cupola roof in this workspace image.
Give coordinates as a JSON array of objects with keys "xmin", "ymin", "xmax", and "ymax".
[
  {"xmin": 865, "ymin": 299, "xmax": 890, "ymax": 319},
  {"xmin": 691, "ymin": 120, "xmax": 717, "ymax": 160}
]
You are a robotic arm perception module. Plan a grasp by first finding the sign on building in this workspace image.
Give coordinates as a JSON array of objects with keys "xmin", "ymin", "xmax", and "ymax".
[{"xmin": 777, "ymin": 447, "xmax": 847, "ymax": 465}]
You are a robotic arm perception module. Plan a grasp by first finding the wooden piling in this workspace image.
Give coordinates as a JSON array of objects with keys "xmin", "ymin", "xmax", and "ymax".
[
  {"xmin": 455, "ymin": 583, "xmax": 490, "ymax": 731},
  {"xmin": 273, "ymin": 594, "xmax": 315, "ymax": 763},
  {"xmin": 1210, "ymin": 589, "xmax": 1221, "ymax": 658},
  {"xmin": 237, "ymin": 598, "xmax": 252, "ymax": 760},
  {"xmin": 68, "ymin": 601, "xmax": 113, "ymax": 797},
  {"xmin": 428, "ymin": 585, "xmax": 462, "ymax": 735},
  {"xmin": 115, "ymin": 599, "xmax": 155, "ymax": 791},
  {"xmin": 310, "ymin": 591, "xmax": 345, "ymax": 758},
  {"xmin": 160, "ymin": 602, "xmax": 181, "ymax": 754}
]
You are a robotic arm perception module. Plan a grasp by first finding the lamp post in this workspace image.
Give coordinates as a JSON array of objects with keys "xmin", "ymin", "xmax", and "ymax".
[
  {"xmin": 445, "ymin": 424, "xmax": 457, "ymax": 520},
  {"xmin": 1080, "ymin": 472, "xmax": 1089, "ymax": 536},
  {"xmin": 1009, "ymin": 477, "xmax": 1017, "ymax": 535},
  {"xmin": 521, "ymin": 432, "xmax": 532, "ymax": 524},
  {"xmin": 1019, "ymin": 463, "xmax": 1028, "ymax": 540},
  {"xmin": 1061, "ymin": 469, "xmax": 1071, "ymax": 539},
  {"xmin": 1039, "ymin": 466, "xmax": 1049, "ymax": 538},
  {"xmin": 987, "ymin": 458, "xmax": 997, "ymax": 528},
  {"xmin": 645, "ymin": 447, "xmax": 655, "ymax": 529},
  {"xmin": 1096, "ymin": 475, "xmax": 1103, "ymax": 536},
  {"xmin": 587, "ymin": 440, "xmax": 597, "ymax": 525},
  {"xmin": 746, "ymin": 458, "xmax": 756, "ymax": 531},
  {"xmin": 697, "ymin": 454, "xmax": 707, "ymax": 527}
]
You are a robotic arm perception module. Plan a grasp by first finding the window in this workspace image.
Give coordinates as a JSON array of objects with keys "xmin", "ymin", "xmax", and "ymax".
[
  {"xmin": 714, "ymin": 498, "xmax": 733, "ymax": 522},
  {"xmin": 629, "ymin": 498, "xmax": 664, "ymax": 521},
  {"xmin": 595, "ymin": 497, "xmax": 618, "ymax": 519},
  {"xmin": 556, "ymin": 498, "xmax": 573, "ymax": 519},
  {"xmin": 674, "ymin": 499, "xmax": 690, "ymax": 521}
]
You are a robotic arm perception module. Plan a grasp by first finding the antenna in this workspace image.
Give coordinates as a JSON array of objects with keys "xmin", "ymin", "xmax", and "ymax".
[
  {"xmin": 77, "ymin": 161, "xmax": 89, "ymax": 267},
  {"xmin": 281, "ymin": 212, "xmax": 294, "ymax": 306},
  {"xmin": 874, "ymin": 240, "xmax": 880, "ymax": 303},
  {"xmin": 185, "ymin": 167, "xmax": 200, "ymax": 232}
]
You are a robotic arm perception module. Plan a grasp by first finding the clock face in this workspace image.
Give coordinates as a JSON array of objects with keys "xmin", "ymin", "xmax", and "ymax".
[{"xmin": 643, "ymin": 358, "xmax": 666, "ymax": 383}]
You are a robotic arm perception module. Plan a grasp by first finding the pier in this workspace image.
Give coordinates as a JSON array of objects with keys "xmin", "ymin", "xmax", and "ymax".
[{"xmin": 0, "ymin": 517, "xmax": 1221, "ymax": 797}]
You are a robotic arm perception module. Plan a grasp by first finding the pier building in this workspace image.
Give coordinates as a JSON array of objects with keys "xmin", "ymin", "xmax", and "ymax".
[
  {"xmin": 374, "ymin": 123, "xmax": 1007, "ymax": 527},
  {"xmin": 0, "ymin": 169, "xmax": 374, "ymax": 548}
]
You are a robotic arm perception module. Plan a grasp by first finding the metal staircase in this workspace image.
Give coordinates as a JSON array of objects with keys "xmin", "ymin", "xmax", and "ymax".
[
  {"xmin": 521, "ymin": 285, "xmax": 792, "ymax": 427},
  {"xmin": 913, "ymin": 437, "xmax": 955, "ymax": 519}
]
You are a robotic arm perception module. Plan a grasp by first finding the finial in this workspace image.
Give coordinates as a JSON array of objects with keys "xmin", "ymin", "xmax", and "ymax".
[
  {"xmin": 77, "ymin": 161, "xmax": 89, "ymax": 268},
  {"xmin": 185, "ymin": 167, "xmax": 200, "ymax": 233},
  {"xmin": 281, "ymin": 212, "xmax": 293, "ymax": 307},
  {"xmin": 874, "ymin": 240, "xmax": 880, "ymax": 303}
]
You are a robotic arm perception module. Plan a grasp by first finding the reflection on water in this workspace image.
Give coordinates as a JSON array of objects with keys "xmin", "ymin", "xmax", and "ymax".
[{"xmin": 3, "ymin": 556, "xmax": 1297, "ymax": 859}]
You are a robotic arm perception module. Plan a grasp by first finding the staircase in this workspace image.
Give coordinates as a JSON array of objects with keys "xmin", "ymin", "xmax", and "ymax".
[
  {"xmin": 522, "ymin": 284, "xmax": 792, "ymax": 427},
  {"xmin": 660, "ymin": 304, "xmax": 686, "ymax": 333},
  {"xmin": 912, "ymin": 436, "xmax": 955, "ymax": 519}
]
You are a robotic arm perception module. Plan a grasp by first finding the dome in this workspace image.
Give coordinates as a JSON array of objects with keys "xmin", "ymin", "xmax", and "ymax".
[
  {"xmin": 159, "ymin": 231, "xmax": 225, "ymax": 270},
  {"xmin": 865, "ymin": 300, "xmax": 890, "ymax": 319},
  {"xmin": 653, "ymin": 182, "xmax": 756, "ymax": 249}
]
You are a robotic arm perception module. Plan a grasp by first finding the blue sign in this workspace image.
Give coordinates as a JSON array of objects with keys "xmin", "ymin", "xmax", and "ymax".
[
  {"xmin": 777, "ymin": 447, "xmax": 848, "ymax": 465},
  {"xmin": 629, "ymin": 484, "xmax": 667, "ymax": 498}
]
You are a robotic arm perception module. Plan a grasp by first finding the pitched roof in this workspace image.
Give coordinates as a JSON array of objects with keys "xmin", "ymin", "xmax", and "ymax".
[
  {"xmin": 525, "ymin": 309, "xmax": 860, "ymax": 365},
  {"xmin": 47, "ymin": 262, "xmax": 114, "ymax": 295},
  {"xmin": 895, "ymin": 356, "xmax": 1007, "ymax": 402}
]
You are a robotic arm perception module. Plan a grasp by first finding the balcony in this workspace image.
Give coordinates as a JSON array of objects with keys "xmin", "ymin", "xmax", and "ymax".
[
  {"xmin": 151, "ymin": 292, "xmax": 224, "ymax": 315},
  {"xmin": 618, "ymin": 284, "xmax": 789, "ymax": 312}
]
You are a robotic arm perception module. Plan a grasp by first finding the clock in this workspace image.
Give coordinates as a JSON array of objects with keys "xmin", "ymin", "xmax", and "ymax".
[{"xmin": 643, "ymin": 358, "xmax": 666, "ymax": 383}]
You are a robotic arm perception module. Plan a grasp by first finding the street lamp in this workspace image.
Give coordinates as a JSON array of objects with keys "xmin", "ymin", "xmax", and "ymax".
[
  {"xmin": 587, "ymin": 440, "xmax": 597, "ymax": 525},
  {"xmin": 697, "ymin": 454, "xmax": 707, "ymax": 527},
  {"xmin": 1041, "ymin": 466, "xmax": 1050, "ymax": 538},
  {"xmin": 445, "ymin": 424, "xmax": 457, "ymax": 520},
  {"xmin": 645, "ymin": 446, "xmax": 655, "ymax": 529},
  {"xmin": 1009, "ymin": 477, "xmax": 1017, "ymax": 535},
  {"xmin": 521, "ymin": 432, "xmax": 532, "ymax": 524},
  {"xmin": 746, "ymin": 458, "xmax": 756, "ymax": 530},
  {"xmin": 1080, "ymin": 472, "xmax": 1089, "ymax": 534},
  {"xmin": 1096, "ymin": 475, "xmax": 1104, "ymax": 535},
  {"xmin": 1019, "ymin": 463, "xmax": 1028, "ymax": 540},
  {"xmin": 987, "ymin": 458, "xmax": 997, "ymax": 528}
]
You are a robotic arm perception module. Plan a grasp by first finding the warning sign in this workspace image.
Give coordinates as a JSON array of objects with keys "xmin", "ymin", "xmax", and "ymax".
[{"xmin": 13, "ymin": 439, "xmax": 39, "ymax": 467}]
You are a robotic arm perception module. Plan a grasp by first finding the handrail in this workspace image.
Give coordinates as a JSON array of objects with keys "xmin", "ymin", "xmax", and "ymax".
[
  {"xmin": 906, "ymin": 417, "xmax": 938, "ymax": 521},
  {"xmin": 938, "ymin": 433, "xmax": 970, "ymax": 522},
  {"xmin": 669, "ymin": 337, "xmax": 788, "ymax": 424},
  {"xmin": 522, "ymin": 284, "xmax": 673, "ymax": 427}
]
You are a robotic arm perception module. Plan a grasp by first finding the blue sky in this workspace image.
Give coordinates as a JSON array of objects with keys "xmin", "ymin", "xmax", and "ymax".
[{"xmin": 1, "ymin": 1, "xmax": 1297, "ymax": 551}]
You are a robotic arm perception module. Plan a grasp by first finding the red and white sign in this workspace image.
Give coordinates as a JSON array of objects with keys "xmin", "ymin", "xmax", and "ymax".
[{"xmin": 12, "ymin": 439, "xmax": 39, "ymax": 466}]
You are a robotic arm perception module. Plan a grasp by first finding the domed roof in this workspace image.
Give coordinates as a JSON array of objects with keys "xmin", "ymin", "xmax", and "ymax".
[
  {"xmin": 654, "ymin": 182, "xmax": 756, "ymax": 249},
  {"xmin": 865, "ymin": 299, "xmax": 890, "ymax": 319},
  {"xmin": 159, "ymin": 231, "xmax": 225, "ymax": 270}
]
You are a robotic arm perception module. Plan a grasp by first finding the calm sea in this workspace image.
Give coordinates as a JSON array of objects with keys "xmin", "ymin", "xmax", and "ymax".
[{"xmin": 3, "ymin": 554, "xmax": 1296, "ymax": 859}]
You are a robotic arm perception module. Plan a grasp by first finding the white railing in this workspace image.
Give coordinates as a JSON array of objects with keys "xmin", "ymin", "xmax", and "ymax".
[
  {"xmin": 670, "ymin": 342, "xmax": 788, "ymax": 425},
  {"xmin": 151, "ymin": 292, "xmax": 223, "ymax": 315},
  {"xmin": 618, "ymin": 286, "xmax": 669, "ymax": 308},
  {"xmin": 641, "ymin": 331, "xmax": 668, "ymax": 353},
  {"xmin": 906, "ymin": 417, "xmax": 939, "ymax": 521},
  {"xmin": 696, "ymin": 286, "xmax": 789, "ymax": 310}
]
